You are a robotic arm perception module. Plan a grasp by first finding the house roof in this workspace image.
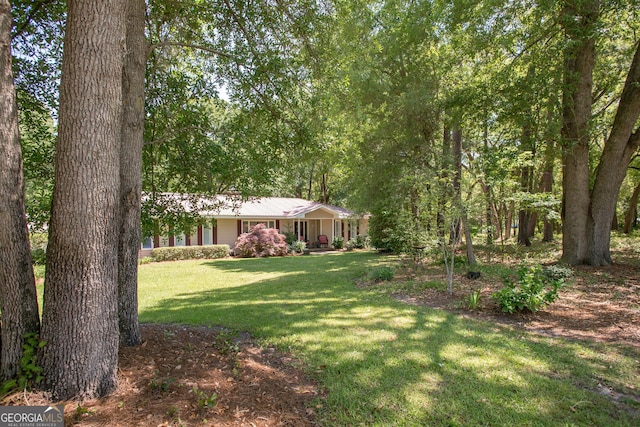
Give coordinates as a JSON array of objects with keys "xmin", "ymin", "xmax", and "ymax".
[
  {"xmin": 207, "ymin": 196, "xmax": 358, "ymax": 219},
  {"xmin": 143, "ymin": 193, "xmax": 367, "ymax": 220}
]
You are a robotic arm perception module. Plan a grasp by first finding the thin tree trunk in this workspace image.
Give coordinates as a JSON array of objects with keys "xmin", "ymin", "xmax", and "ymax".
[
  {"xmin": 450, "ymin": 126, "xmax": 462, "ymax": 243},
  {"xmin": 0, "ymin": 0, "xmax": 41, "ymax": 380},
  {"xmin": 437, "ymin": 124, "xmax": 451, "ymax": 236},
  {"xmin": 518, "ymin": 114, "xmax": 535, "ymax": 246},
  {"xmin": 307, "ymin": 161, "xmax": 315, "ymax": 200},
  {"xmin": 483, "ymin": 114, "xmax": 493, "ymax": 245},
  {"xmin": 540, "ymin": 129, "xmax": 556, "ymax": 242},
  {"xmin": 320, "ymin": 173, "xmax": 328, "ymax": 203},
  {"xmin": 461, "ymin": 215, "xmax": 477, "ymax": 267},
  {"xmin": 506, "ymin": 201, "xmax": 515, "ymax": 240},
  {"xmin": 623, "ymin": 181, "xmax": 640, "ymax": 234},
  {"xmin": 118, "ymin": 0, "xmax": 146, "ymax": 347},
  {"xmin": 40, "ymin": 0, "xmax": 126, "ymax": 400}
]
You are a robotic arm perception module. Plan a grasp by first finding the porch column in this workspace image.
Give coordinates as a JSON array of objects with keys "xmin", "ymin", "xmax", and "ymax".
[{"xmin": 331, "ymin": 219, "xmax": 335, "ymax": 243}]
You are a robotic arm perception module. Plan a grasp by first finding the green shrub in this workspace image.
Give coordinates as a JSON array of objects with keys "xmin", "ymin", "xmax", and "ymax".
[
  {"xmin": 332, "ymin": 236, "xmax": 344, "ymax": 249},
  {"xmin": 542, "ymin": 264, "xmax": 574, "ymax": 281},
  {"xmin": 31, "ymin": 248, "xmax": 46, "ymax": 265},
  {"xmin": 29, "ymin": 233, "xmax": 48, "ymax": 251},
  {"xmin": 30, "ymin": 233, "xmax": 48, "ymax": 265},
  {"xmin": 284, "ymin": 231, "xmax": 297, "ymax": 245},
  {"xmin": 151, "ymin": 245, "xmax": 230, "ymax": 262},
  {"xmin": 138, "ymin": 256, "xmax": 154, "ymax": 265},
  {"xmin": 353, "ymin": 235, "xmax": 370, "ymax": 249},
  {"xmin": 492, "ymin": 265, "xmax": 565, "ymax": 314},
  {"xmin": 464, "ymin": 290, "xmax": 482, "ymax": 310},
  {"xmin": 290, "ymin": 240, "xmax": 306, "ymax": 253}
]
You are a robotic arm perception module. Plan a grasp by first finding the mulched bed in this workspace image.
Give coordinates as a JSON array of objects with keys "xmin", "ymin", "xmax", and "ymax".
[
  {"xmin": 5, "ymin": 324, "xmax": 320, "ymax": 426},
  {"xmin": 390, "ymin": 262, "xmax": 640, "ymax": 348}
]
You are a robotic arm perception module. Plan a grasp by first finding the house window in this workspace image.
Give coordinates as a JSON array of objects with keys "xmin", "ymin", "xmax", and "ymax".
[
  {"xmin": 242, "ymin": 220, "xmax": 276, "ymax": 233},
  {"xmin": 142, "ymin": 237, "xmax": 153, "ymax": 249},
  {"xmin": 203, "ymin": 225, "xmax": 212, "ymax": 245}
]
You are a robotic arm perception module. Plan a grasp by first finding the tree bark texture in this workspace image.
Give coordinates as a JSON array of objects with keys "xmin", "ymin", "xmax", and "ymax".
[
  {"xmin": 0, "ymin": 0, "xmax": 41, "ymax": 381},
  {"xmin": 40, "ymin": 0, "xmax": 126, "ymax": 400},
  {"xmin": 586, "ymin": 40, "xmax": 640, "ymax": 265},
  {"xmin": 560, "ymin": 0, "xmax": 599, "ymax": 265},
  {"xmin": 561, "ymin": 0, "xmax": 640, "ymax": 265},
  {"xmin": 437, "ymin": 125, "xmax": 451, "ymax": 236},
  {"xmin": 518, "ymin": 121, "xmax": 535, "ymax": 246},
  {"xmin": 450, "ymin": 126, "xmax": 462, "ymax": 243},
  {"xmin": 540, "ymin": 110, "xmax": 556, "ymax": 242},
  {"xmin": 118, "ymin": 0, "xmax": 146, "ymax": 347},
  {"xmin": 623, "ymin": 181, "xmax": 640, "ymax": 234}
]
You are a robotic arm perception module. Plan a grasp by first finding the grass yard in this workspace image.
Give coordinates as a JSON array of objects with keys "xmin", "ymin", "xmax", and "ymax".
[{"xmin": 136, "ymin": 251, "xmax": 640, "ymax": 426}]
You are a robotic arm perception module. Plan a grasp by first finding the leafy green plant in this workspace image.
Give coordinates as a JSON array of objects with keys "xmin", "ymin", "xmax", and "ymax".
[
  {"xmin": 464, "ymin": 289, "xmax": 482, "ymax": 310},
  {"xmin": 351, "ymin": 235, "xmax": 370, "ymax": 249},
  {"xmin": 149, "ymin": 372, "xmax": 174, "ymax": 393},
  {"xmin": 214, "ymin": 331, "xmax": 240, "ymax": 355},
  {"xmin": 492, "ymin": 265, "xmax": 565, "ymax": 313},
  {"xmin": 332, "ymin": 236, "xmax": 344, "ymax": 249},
  {"xmin": 542, "ymin": 264, "xmax": 574, "ymax": 281},
  {"xmin": 31, "ymin": 247, "xmax": 46, "ymax": 265},
  {"xmin": 192, "ymin": 385, "xmax": 218, "ymax": 408},
  {"xmin": 284, "ymin": 231, "xmax": 298, "ymax": 245},
  {"xmin": 289, "ymin": 240, "xmax": 306, "ymax": 253},
  {"xmin": 1, "ymin": 333, "xmax": 46, "ymax": 395}
]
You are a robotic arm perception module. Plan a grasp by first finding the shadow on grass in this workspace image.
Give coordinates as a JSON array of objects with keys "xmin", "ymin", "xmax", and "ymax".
[{"xmin": 139, "ymin": 252, "xmax": 639, "ymax": 426}]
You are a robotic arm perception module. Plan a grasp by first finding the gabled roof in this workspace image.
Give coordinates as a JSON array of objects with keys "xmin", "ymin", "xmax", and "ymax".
[
  {"xmin": 143, "ymin": 193, "xmax": 365, "ymax": 219},
  {"xmin": 210, "ymin": 196, "xmax": 358, "ymax": 219}
]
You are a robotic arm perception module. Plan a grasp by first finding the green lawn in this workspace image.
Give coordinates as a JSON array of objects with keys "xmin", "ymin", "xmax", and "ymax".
[{"xmin": 138, "ymin": 251, "xmax": 639, "ymax": 426}]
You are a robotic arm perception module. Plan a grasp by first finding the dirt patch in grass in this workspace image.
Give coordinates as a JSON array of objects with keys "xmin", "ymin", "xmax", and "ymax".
[
  {"xmin": 6, "ymin": 324, "xmax": 320, "ymax": 426},
  {"xmin": 390, "ymin": 261, "xmax": 640, "ymax": 349}
]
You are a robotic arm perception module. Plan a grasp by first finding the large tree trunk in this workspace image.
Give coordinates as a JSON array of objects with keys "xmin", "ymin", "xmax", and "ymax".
[
  {"xmin": 561, "ymin": 0, "xmax": 640, "ymax": 265},
  {"xmin": 118, "ymin": 0, "xmax": 146, "ymax": 347},
  {"xmin": 0, "ymin": 0, "xmax": 41, "ymax": 381},
  {"xmin": 586, "ymin": 42, "xmax": 640, "ymax": 265},
  {"xmin": 560, "ymin": 0, "xmax": 599, "ymax": 265},
  {"xmin": 40, "ymin": 0, "xmax": 125, "ymax": 400}
]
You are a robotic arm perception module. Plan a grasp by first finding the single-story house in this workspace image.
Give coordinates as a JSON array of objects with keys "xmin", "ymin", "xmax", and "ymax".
[{"xmin": 140, "ymin": 195, "xmax": 369, "ymax": 256}]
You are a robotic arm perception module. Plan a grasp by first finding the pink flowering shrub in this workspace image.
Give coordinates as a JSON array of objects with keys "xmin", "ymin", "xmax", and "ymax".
[{"xmin": 234, "ymin": 224, "xmax": 289, "ymax": 257}]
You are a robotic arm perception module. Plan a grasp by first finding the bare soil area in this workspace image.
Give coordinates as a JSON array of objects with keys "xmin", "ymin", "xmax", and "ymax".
[{"xmin": 5, "ymin": 257, "xmax": 639, "ymax": 426}]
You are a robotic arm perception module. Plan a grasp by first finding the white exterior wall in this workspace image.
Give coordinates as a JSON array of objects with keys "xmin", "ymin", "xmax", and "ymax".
[
  {"xmin": 279, "ymin": 219, "xmax": 295, "ymax": 234},
  {"xmin": 216, "ymin": 218, "xmax": 239, "ymax": 247},
  {"xmin": 360, "ymin": 219, "xmax": 369, "ymax": 236}
]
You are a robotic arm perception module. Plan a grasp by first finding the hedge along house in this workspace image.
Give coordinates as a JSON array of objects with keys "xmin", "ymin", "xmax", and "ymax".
[{"xmin": 140, "ymin": 195, "xmax": 369, "ymax": 257}]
